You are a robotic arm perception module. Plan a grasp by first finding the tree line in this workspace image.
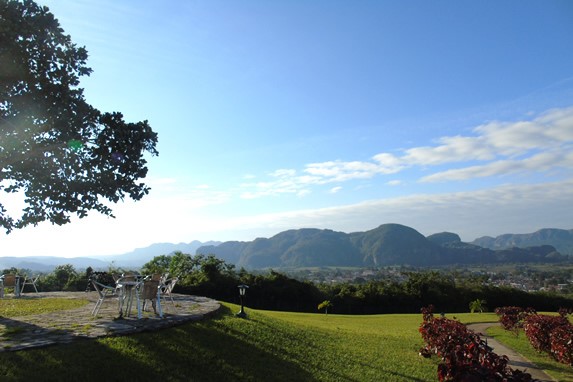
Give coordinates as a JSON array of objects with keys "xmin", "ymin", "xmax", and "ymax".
[{"xmin": 4, "ymin": 252, "xmax": 573, "ymax": 314}]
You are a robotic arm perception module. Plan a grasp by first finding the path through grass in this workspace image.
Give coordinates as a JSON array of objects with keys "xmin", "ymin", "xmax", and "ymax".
[{"xmin": 487, "ymin": 325, "xmax": 573, "ymax": 382}]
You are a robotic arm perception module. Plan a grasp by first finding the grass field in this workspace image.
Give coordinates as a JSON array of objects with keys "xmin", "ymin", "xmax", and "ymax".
[
  {"xmin": 0, "ymin": 297, "xmax": 87, "ymax": 317},
  {"xmin": 0, "ymin": 298, "xmax": 569, "ymax": 381}
]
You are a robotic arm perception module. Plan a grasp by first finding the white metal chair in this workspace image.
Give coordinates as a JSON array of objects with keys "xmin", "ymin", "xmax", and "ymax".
[
  {"xmin": 141, "ymin": 279, "xmax": 163, "ymax": 318},
  {"xmin": 20, "ymin": 274, "xmax": 39, "ymax": 293},
  {"xmin": 90, "ymin": 278, "xmax": 116, "ymax": 316},
  {"xmin": 160, "ymin": 277, "xmax": 179, "ymax": 306},
  {"xmin": 0, "ymin": 274, "xmax": 21, "ymax": 298}
]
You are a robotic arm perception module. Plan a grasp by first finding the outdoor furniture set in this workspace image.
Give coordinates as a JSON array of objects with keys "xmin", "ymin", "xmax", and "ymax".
[{"xmin": 90, "ymin": 272, "xmax": 179, "ymax": 319}]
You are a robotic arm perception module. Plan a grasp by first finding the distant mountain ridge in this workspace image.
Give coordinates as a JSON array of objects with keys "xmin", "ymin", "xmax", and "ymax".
[
  {"xmin": 472, "ymin": 228, "xmax": 573, "ymax": 255},
  {"xmin": 3, "ymin": 227, "xmax": 571, "ymax": 272},
  {"xmin": 0, "ymin": 256, "xmax": 109, "ymax": 273},
  {"xmin": 0, "ymin": 240, "xmax": 220, "ymax": 272},
  {"xmin": 98, "ymin": 240, "xmax": 221, "ymax": 266},
  {"xmin": 198, "ymin": 224, "xmax": 570, "ymax": 268}
]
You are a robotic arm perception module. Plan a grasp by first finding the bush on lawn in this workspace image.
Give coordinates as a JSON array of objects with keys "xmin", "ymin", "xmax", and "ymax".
[
  {"xmin": 523, "ymin": 314, "xmax": 569, "ymax": 354},
  {"xmin": 419, "ymin": 306, "xmax": 533, "ymax": 381},
  {"xmin": 495, "ymin": 306, "xmax": 536, "ymax": 334},
  {"xmin": 550, "ymin": 324, "xmax": 573, "ymax": 365}
]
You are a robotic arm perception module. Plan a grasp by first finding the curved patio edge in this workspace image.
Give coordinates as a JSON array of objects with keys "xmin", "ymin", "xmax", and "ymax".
[{"xmin": 0, "ymin": 291, "xmax": 221, "ymax": 352}]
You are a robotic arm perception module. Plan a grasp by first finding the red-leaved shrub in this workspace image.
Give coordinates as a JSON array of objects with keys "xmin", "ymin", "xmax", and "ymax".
[
  {"xmin": 497, "ymin": 307, "xmax": 573, "ymax": 366},
  {"xmin": 420, "ymin": 306, "xmax": 533, "ymax": 381},
  {"xmin": 523, "ymin": 314, "xmax": 569, "ymax": 353},
  {"xmin": 495, "ymin": 306, "xmax": 536, "ymax": 334},
  {"xmin": 550, "ymin": 324, "xmax": 573, "ymax": 365}
]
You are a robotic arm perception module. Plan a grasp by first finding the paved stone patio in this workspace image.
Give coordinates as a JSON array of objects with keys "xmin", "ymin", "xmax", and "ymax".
[{"xmin": 0, "ymin": 291, "xmax": 220, "ymax": 352}]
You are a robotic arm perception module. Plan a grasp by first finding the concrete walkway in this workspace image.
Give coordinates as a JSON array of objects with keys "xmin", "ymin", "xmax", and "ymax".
[
  {"xmin": 0, "ymin": 291, "xmax": 220, "ymax": 352},
  {"xmin": 467, "ymin": 322, "xmax": 556, "ymax": 382}
]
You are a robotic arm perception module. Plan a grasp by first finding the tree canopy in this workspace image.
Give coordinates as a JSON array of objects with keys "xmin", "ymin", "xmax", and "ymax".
[{"xmin": 0, "ymin": 0, "xmax": 158, "ymax": 232}]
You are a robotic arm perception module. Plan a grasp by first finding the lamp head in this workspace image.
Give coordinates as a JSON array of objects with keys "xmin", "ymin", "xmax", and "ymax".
[{"xmin": 238, "ymin": 284, "xmax": 249, "ymax": 296}]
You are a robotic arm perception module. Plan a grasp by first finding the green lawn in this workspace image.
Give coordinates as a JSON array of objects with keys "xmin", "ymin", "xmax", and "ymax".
[
  {"xmin": 0, "ymin": 297, "xmax": 88, "ymax": 317},
  {"xmin": 2, "ymin": 299, "xmax": 567, "ymax": 381},
  {"xmin": 252, "ymin": 310, "xmax": 439, "ymax": 381},
  {"xmin": 0, "ymin": 299, "xmax": 440, "ymax": 381}
]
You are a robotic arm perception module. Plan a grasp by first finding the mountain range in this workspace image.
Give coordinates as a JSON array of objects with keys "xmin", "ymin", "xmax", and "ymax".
[
  {"xmin": 472, "ymin": 228, "xmax": 573, "ymax": 254},
  {"xmin": 1, "ymin": 225, "xmax": 571, "ymax": 272},
  {"xmin": 0, "ymin": 240, "xmax": 220, "ymax": 272},
  {"xmin": 197, "ymin": 225, "xmax": 572, "ymax": 268},
  {"xmin": 98, "ymin": 241, "xmax": 221, "ymax": 266}
]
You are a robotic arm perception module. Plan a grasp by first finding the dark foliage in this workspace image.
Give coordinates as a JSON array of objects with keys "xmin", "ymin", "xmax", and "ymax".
[
  {"xmin": 495, "ymin": 306, "xmax": 536, "ymax": 334},
  {"xmin": 551, "ymin": 324, "xmax": 573, "ymax": 365},
  {"xmin": 237, "ymin": 270, "xmax": 323, "ymax": 312},
  {"xmin": 523, "ymin": 313, "xmax": 570, "ymax": 354},
  {"xmin": 498, "ymin": 308, "xmax": 573, "ymax": 366},
  {"xmin": 419, "ymin": 306, "xmax": 533, "ymax": 381},
  {"xmin": 0, "ymin": 0, "xmax": 158, "ymax": 232},
  {"xmin": 487, "ymin": 305, "xmax": 573, "ymax": 366},
  {"xmin": 29, "ymin": 253, "xmax": 573, "ymax": 318}
]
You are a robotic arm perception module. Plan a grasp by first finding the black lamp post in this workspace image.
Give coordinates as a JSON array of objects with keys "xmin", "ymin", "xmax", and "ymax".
[{"xmin": 236, "ymin": 284, "xmax": 249, "ymax": 318}]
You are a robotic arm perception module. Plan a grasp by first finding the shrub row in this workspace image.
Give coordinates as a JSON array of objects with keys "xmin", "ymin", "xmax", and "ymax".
[
  {"xmin": 550, "ymin": 324, "xmax": 573, "ymax": 365},
  {"xmin": 494, "ymin": 306, "xmax": 536, "ymax": 334},
  {"xmin": 419, "ymin": 306, "xmax": 533, "ymax": 381},
  {"xmin": 497, "ymin": 306, "xmax": 573, "ymax": 366}
]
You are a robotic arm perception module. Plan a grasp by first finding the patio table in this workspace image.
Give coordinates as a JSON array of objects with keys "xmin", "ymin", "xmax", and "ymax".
[{"xmin": 116, "ymin": 276, "xmax": 144, "ymax": 318}]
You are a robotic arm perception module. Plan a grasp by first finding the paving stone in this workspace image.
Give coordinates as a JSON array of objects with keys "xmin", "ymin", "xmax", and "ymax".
[{"xmin": 0, "ymin": 291, "xmax": 220, "ymax": 352}]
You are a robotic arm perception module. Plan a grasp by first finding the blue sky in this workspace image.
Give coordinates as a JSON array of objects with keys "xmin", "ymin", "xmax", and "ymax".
[{"xmin": 2, "ymin": 0, "xmax": 573, "ymax": 258}]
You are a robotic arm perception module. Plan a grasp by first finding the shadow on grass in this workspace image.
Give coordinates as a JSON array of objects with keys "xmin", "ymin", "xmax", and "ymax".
[
  {"xmin": 0, "ymin": 305, "xmax": 318, "ymax": 382},
  {"xmin": 249, "ymin": 312, "xmax": 429, "ymax": 382},
  {"xmin": 0, "ymin": 315, "xmax": 74, "ymax": 351}
]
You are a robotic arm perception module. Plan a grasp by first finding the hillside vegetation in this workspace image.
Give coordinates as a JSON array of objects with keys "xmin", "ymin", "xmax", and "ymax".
[
  {"xmin": 2, "ymin": 225, "xmax": 571, "ymax": 272},
  {"xmin": 473, "ymin": 228, "xmax": 573, "ymax": 255},
  {"xmin": 197, "ymin": 224, "xmax": 570, "ymax": 268}
]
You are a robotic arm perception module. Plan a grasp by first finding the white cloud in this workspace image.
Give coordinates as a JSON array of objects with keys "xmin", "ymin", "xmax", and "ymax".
[
  {"xmin": 240, "ymin": 175, "xmax": 311, "ymax": 199},
  {"xmin": 305, "ymin": 159, "xmax": 399, "ymax": 182},
  {"xmin": 239, "ymin": 167, "xmax": 318, "ymax": 199},
  {"xmin": 475, "ymin": 108, "xmax": 573, "ymax": 154},
  {"xmin": 2, "ymin": 178, "xmax": 571, "ymax": 258},
  {"xmin": 245, "ymin": 106, "xmax": 573, "ymax": 190},
  {"xmin": 329, "ymin": 186, "xmax": 343, "ymax": 193},
  {"xmin": 372, "ymin": 153, "xmax": 404, "ymax": 170},
  {"xmin": 270, "ymin": 169, "xmax": 297, "ymax": 178},
  {"xmin": 421, "ymin": 150, "xmax": 573, "ymax": 182},
  {"xmin": 402, "ymin": 135, "xmax": 493, "ymax": 165},
  {"xmin": 227, "ymin": 178, "xmax": 573, "ymax": 242}
]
